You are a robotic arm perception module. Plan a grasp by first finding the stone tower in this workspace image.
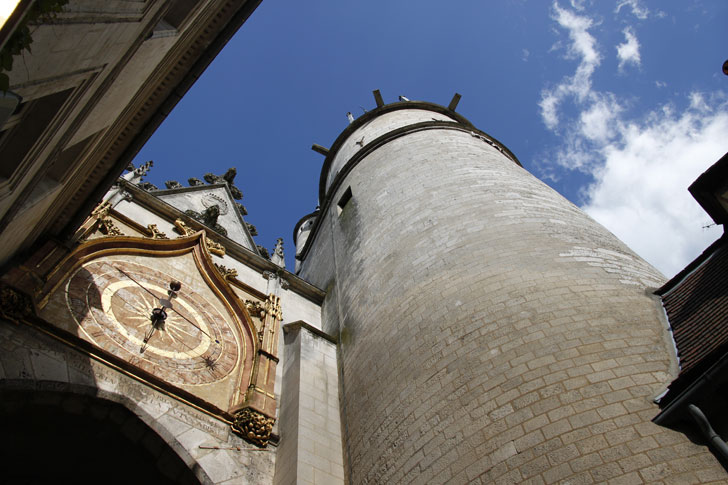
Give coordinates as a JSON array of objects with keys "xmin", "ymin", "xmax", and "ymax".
[{"xmin": 294, "ymin": 94, "xmax": 724, "ymax": 483}]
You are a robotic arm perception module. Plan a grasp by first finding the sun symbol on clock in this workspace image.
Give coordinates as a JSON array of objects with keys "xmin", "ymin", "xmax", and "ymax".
[
  {"xmin": 111, "ymin": 289, "xmax": 204, "ymax": 352},
  {"xmin": 100, "ymin": 272, "xmax": 216, "ymax": 360}
]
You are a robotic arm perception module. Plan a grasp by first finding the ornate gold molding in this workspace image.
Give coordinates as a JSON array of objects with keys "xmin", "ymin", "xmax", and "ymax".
[
  {"xmin": 206, "ymin": 238, "xmax": 226, "ymax": 257},
  {"xmin": 231, "ymin": 408, "xmax": 275, "ymax": 447},
  {"xmin": 146, "ymin": 224, "xmax": 168, "ymax": 239},
  {"xmin": 173, "ymin": 218, "xmax": 195, "ymax": 237},
  {"xmin": 214, "ymin": 263, "xmax": 238, "ymax": 280},
  {"xmin": 244, "ymin": 299, "xmax": 265, "ymax": 319},
  {"xmin": 98, "ymin": 218, "xmax": 122, "ymax": 236}
]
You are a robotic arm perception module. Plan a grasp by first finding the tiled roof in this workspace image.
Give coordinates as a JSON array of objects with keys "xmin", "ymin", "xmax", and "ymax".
[{"xmin": 659, "ymin": 237, "xmax": 728, "ymax": 376}]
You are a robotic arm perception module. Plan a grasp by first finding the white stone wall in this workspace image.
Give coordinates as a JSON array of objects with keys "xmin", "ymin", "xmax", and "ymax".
[{"xmin": 275, "ymin": 323, "xmax": 345, "ymax": 485}]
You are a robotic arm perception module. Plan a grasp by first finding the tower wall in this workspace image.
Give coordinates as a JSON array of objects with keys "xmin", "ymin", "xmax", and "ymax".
[{"xmin": 297, "ymin": 103, "xmax": 723, "ymax": 483}]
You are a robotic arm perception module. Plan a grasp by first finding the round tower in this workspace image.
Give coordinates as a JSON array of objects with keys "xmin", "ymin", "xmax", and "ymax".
[{"xmin": 295, "ymin": 95, "xmax": 720, "ymax": 483}]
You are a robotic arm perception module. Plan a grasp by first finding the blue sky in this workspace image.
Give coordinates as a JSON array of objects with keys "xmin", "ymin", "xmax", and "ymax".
[{"xmin": 134, "ymin": 0, "xmax": 728, "ymax": 277}]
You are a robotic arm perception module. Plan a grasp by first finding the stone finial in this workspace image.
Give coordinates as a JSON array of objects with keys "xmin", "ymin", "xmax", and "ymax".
[
  {"xmin": 164, "ymin": 180, "xmax": 182, "ymax": 189},
  {"xmin": 123, "ymin": 161, "xmax": 153, "ymax": 184},
  {"xmin": 204, "ymin": 168, "xmax": 243, "ymax": 199},
  {"xmin": 235, "ymin": 202, "xmax": 248, "ymax": 216},
  {"xmin": 138, "ymin": 181, "xmax": 158, "ymax": 191},
  {"xmin": 188, "ymin": 177, "xmax": 205, "ymax": 186},
  {"xmin": 246, "ymin": 222, "xmax": 258, "ymax": 236},
  {"xmin": 257, "ymin": 245, "xmax": 270, "ymax": 260},
  {"xmin": 271, "ymin": 238, "xmax": 285, "ymax": 268}
]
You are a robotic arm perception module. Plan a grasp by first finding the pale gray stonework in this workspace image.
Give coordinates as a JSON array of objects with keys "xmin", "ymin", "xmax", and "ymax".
[{"xmin": 295, "ymin": 102, "xmax": 725, "ymax": 483}]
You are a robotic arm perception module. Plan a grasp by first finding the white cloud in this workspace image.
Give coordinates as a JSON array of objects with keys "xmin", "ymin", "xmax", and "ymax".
[
  {"xmin": 539, "ymin": 3, "xmax": 601, "ymax": 130},
  {"xmin": 655, "ymin": 80, "xmax": 667, "ymax": 88},
  {"xmin": 616, "ymin": 28, "xmax": 641, "ymax": 71},
  {"xmin": 615, "ymin": 0, "xmax": 649, "ymax": 19},
  {"xmin": 579, "ymin": 94, "xmax": 621, "ymax": 143},
  {"xmin": 582, "ymin": 101, "xmax": 728, "ymax": 277},
  {"xmin": 539, "ymin": 2, "xmax": 728, "ymax": 278},
  {"xmin": 522, "ymin": 48, "xmax": 530, "ymax": 62}
]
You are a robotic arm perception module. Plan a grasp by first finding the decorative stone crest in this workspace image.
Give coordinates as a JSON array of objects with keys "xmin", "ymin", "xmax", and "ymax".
[
  {"xmin": 206, "ymin": 239, "xmax": 226, "ymax": 257},
  {"xmin": 164, "ymin": 180, "xmax": 182, "ymax": 189},
  {"xmin": 204, "ymin": 168, "xmax": 243, "ymax": 200},
  {"xmin": 185, "ymin": 206, "xmax": 228, "ymax": 237},
  {"xmin": 0, "ymin": 286, "xmax": 33, "ymax": 321},
  {"xmin": 188, "ymin": 177, "xmax": 205, "ymax": 186},
  {"xmin": 244, "ymin": 299, "xmax": 265, "ymax": 318},
  {"xmin": 231, "ymin": 408, "xmax": 275, "ymax": 447},
  {"xmin": 214, "ymin": 263, "xmax": 238, "ymax": 280},
  {"xmin": 147, "ymin": 224, "xmax": 168, "ymax": 239},
  {"xmin": 173, "ymin": 218, "xmax": 195, "ymax": 236},
  {"xmin": 98, "ymin": 218, "xmax": 122, "ymax": 236},
  {"xmin": 235, "ymin": 202, "xmax": 248, "ymax": 216},
  {"xmin": 138, "ymin": 181, "xmax": 158, "ymax": 191},
  {"xmin": 246, "ymin": 222, "xmax": 258, "ymax": 236}
]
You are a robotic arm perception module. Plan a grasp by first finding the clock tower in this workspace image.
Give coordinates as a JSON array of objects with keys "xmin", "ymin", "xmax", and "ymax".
[{"xmin": 0, "ymin": 163, "xmax": 333, "ymax": 483}]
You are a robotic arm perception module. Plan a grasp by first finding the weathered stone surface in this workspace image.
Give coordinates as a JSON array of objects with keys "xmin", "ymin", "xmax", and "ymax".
[{"xmin": 297, "ymin": 106, "xmax": 725, "ymax": 484}]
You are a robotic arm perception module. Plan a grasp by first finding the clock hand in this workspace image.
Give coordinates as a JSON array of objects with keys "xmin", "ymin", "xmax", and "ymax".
[
  {"xmin": 111, "ymin": 265, "xmax": 219, "ymax": 345},
  {"xmin": 168, "ymin": 307, "xmax": 219, "ymax": 344},
  {"xmin": 113, "ymin": 266, "xmax": 161, "ymax": 300}
]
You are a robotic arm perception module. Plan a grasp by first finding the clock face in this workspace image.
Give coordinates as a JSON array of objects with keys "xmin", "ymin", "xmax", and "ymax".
[{"xmin": 65, "ymin": 259, "xmax": 240, "ymax": 386}]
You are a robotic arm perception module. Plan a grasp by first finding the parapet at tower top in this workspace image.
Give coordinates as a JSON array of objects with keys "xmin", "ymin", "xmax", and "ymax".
[{"xmin": 309, "ymin": 90, "xmax": 522, "ymax": 205}]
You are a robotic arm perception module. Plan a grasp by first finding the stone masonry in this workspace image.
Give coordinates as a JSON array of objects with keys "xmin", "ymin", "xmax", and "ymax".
[{"xmin": 295, "ymin": 101, "xmax": 726, "ymax": 483}]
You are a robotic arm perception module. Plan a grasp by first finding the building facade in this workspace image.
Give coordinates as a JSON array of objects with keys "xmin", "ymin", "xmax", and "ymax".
[
  {"xmin": 1, "ymin": 5, "xmax": 727, "ymax": 476},
  {"xmin": 0, "ymin": 0, "xmax": 261, "ymax": 268}
]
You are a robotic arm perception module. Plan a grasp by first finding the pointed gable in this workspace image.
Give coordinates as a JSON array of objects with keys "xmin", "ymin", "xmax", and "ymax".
[{"xmin": 154, "ymin": 184, "xmax": 257, "ymax": 250}]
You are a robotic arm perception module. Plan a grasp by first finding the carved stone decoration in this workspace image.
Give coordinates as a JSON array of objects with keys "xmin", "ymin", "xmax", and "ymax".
[
  {"xmin": 188, "ymin": 177, "xmax": 205, "ymax": 186},
  {"xmin": 263, "ymin": 270, "xmax": 289, "ymax": 290},
  {"xmin": 147, "ymin": 224, "xmax": 168, "ymax": 239},
  {"xmin": 271, "ymin": 238, "xmax": 285, "ymax": 268},
  {"xmin": 214, "ymin": 263, "xmax": 238, "ymax": 280},
  {"xmin": 138, "ymin": 182, "xmax": 158, "ymax": 191},
  {"xmin": 246, "ymin": 222, "xmax": 258, "ymax": 236},
  {"xmin": 235, "ymin": 202, "xmax": 248, "ymax": 216},
  {"xmin": 257, "ymin": 245, "xmax": 270, "ymax": 259},
  {"xmin": 131, "ymin": 160, "xmax": 153, "ymax": 178},
  {"xmin": 185, "ymin": 206, "xmax": 228, "ymax": 237},
  {"xmin": 265, "ymin": 293, "xmax": 283, "ymax": 321},
  {"xmin": 231, "ymin": 408, "xmax": 275, "ymax": 447},
  {"xmin": 202, "ymin": 193, "xmax": 229, "ymax": 215},
  {"xmin": 204, "ymin": 168, "xmax": 243, "ymax": 200},
  {"xmin": 173, "ymin": 218, "xmax": 195, "ymax": 236},
  {"xmin": 0, "ymin": 286, "xmax": 33, "ymax": 321},
  {"xmin": 244, "ymin": 299, "xmax": 265, "ymax": 318},
  {"xmin": 91, "ymin": 200, "xmax": 112, "ymax": 219},
  {"xmin": 206, "ymin": 239, "xmax": 226, "ymax": 257},
  {"xmin": 164, "ymin": 180, "xmax": 182, "ymax": 189},
  {"xmin": 98, "ymin": 218, "xmax": 122, "ymax": 236}
]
